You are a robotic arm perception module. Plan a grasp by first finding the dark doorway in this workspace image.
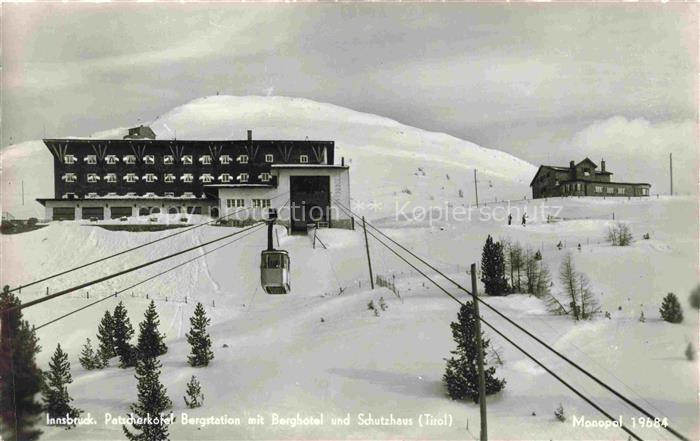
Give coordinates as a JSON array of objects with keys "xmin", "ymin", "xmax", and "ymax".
[{"xmin": 290, "ymin": 176, "xmax": 330, "ymax": 232}]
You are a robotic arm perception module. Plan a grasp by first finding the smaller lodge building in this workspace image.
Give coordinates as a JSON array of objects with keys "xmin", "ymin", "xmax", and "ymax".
[{"xmin": 530, "ymin": 158, "xmax": 651, "ymax": 199}]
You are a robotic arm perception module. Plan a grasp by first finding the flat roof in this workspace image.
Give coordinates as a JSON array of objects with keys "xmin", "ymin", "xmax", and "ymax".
[
  {"xmin": 36, "ymin": 197, "xmax": 216, "ymax": 206},
  {"xmin": 270, "ymin": 164, "xmax": 349, "ymax": 169}
]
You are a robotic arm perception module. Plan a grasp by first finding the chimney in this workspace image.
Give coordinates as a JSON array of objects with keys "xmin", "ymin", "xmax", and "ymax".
[
  {"xmin": 247, "ymin": 130, "xmax": 252, "ymax": 141},
  {"xmin": 341, "ymin": 156, "xmax": 345, "ymax": 166},
  {"xmin": 601, "ymin": 159, "xmax": 606, "ymax": 172},
  {"xmin": 569, "ymin": 160, "xmax": 575, "ymax": 169}
]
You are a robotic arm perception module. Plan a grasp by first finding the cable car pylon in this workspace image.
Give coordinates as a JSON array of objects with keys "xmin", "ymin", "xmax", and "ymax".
[{"xmin": 260, "ymin": 208, "xmax": 291, "ymax": 295}]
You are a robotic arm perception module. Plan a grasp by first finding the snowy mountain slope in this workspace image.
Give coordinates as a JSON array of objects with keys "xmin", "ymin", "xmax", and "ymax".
[
  {"xmin": 0, "ymin": 96, "xmax": 535, "ymax": 218},
  {"xmin": 2, "ymin": 196, "xmax": 697, "ymax": 440}
]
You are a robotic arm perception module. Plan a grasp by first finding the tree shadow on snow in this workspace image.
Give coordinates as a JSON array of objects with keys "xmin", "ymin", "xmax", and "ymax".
[{"xmin": 327, "ymin": 368, "xmax": 443, "ymax": 399}]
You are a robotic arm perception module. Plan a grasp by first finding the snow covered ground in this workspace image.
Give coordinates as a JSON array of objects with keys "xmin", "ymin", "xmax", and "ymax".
[
  {"xmin": 1, "ymin": 96, "xmax": 697, "ymax": 440},
  {"xmin": 2, "ymin": 196, "xmax": 697, "ymax": 440}
]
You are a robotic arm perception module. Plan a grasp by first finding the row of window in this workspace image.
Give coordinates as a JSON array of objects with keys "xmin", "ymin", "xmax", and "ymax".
[
  {"xmin": 63, "ymin": 153, "xmax": 309, "ymax": 165},
  {"xmin": 226, "ymin": 198, "xmax": 271, "ymax": 208},
  {"xmin": 61, "ymin": 172, "xmax": 272, "ymax": 184},
  {"xmin": 563, "ymin": 184, "xmax": 648, "ymax": 195}
]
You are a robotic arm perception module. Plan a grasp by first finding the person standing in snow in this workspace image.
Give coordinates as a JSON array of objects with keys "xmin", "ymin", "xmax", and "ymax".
[
  {"xmin": 521, "ymin": 214, "xmax": 527, "ymax": 226},
  {"xmin": 507, "ymin": 214, "xmax": 512, "ymax": 225}
]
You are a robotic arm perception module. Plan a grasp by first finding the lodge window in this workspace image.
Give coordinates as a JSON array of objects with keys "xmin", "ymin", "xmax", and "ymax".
[
  {"xmin": 300, "ymin": 155, "xmax": 309, "ymax": 164},
  {"xmin": 163, "ymin": 155, "xmax": 174, "ymax": 165},
  {"xmin": 123, "ymin": 155, "xmax": 137, "ymax": 165},
  {"xmin": 238, "ymin": 155, "xmax": 249, "ymax": 164},
  {"xmin": 105, "ymin": 174, "xmax": 117, "ymax": 183},
  {"xmin": 642, "ymin": 188, "xmax": 649, "ymax": 195},
  {"xmin": 164, "ymin": 192, "xmax": 175, "ymax": 197},
  {"xmin": 199, "ymin": 155, "xmax": 212, "ymax": 165},
  {"xmin": 182, "ymin": 155, "xmax": 193, "ymax": 165},
  {"xmin": 220, "ymin": 155, "xmax": 232, "ymax": 164},
  {"xmin": 199, "ymin": 174, "xmax": 214, "ymax": 183},
  {"xmin": 260, "ymin": 173, "xmax": 272, "ymax": 182},
  {"xmin": 595, "ymin": 186, "xmax": 603, "ymax": 193},
  {"xmin": 123, "ymin": 173, "xmax": 138, "ymax": 183},
  {"xmin": 87, "ymin": 173, "xmax": 100, "ymax": 183},
  {"xmin": 607, "ymin": 187, "xmax": 614, "ymax": 194},
  {"xmin": 576, "ymin": 183, "xmax": 582, "ymax": 191},
  {"xmin": 62, "ymin": 173, "xmax": 77, "ymax": 183},
  {"xmin": 227, "ymin": 199, "xmax": 245, "ymax": 208},
  {"xmin": 238, "ymin": 173, "xmax": 249, "ymax": 183},
  {"xmin": 144, "ymin": 173, "xmax": 158, "ymax": 183},
  {"xmin": 265, "ymin": 154, "xmax": 274, "ymax": 163},
  {"xmin": 219, "ymin": 174, "xmax": 233, "ymax": 183},
  {"xmin": 584, "ymin": 169, "xmax": 591, "ymax": 177},
  {"xmin": 85, "ymin": 155, "xmax": 97, "ymax": 165},
  {"xmin": 64, "ymin": 155, "xmax": 77, "ymax": 164},
  {"xmin": 164, "ymin": 174, "xmax": 176, "ymax": 183},
  {"xmin": 618, "ymin": 188, "xmax": 625, "ymax": 195},
  {"xmin": 181, "ymin": 174, "xmax": 194, "ymax": 183},
  {"xmin": 144, "ymin": 155, "xmax": 155, "ymax": 165},
  {"xmin": 105, "ymin": 155, "xmax": 119, "ymax": 164},
  {"xmin": 86, "ymin": 192, "xmax": 98, "ymax": 198},
  {"xmin": 252, "ymin": 199, "xmax": 271, "ymax": 208}
]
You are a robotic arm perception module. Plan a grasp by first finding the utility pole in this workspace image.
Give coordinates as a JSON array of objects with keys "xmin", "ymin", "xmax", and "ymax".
[
  {"xmin": 362, "ymin": 216, "xmax": 375, "ymax": 289},
  {"xmin": 471, "ymin": 263, "xmax": 487, "ymax": 441},
  {"xmin": 474, "ymin": 169, "xmax": 479, "ymax": 208},
  {"xmin": 669, "ymin": 153, "xmax": 673, "ymax": 196}
]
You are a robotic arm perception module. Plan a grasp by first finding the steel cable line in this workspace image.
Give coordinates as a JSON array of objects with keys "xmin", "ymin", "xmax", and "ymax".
[
  {"xmin": 34, "ymin": 223, "xmax": 266, "ymax": 331},
  {"xmin": 358, "ymin": 225, "xmax": 643, "ymax": 441},
  {"xmin": 334, "ymin": 199, "xmax": 689, "ymax": 441},
  {"xmin": 5, "ymin": 222, "xmax": 265, "ymax": 313},
  {"xmin": 6, "ymin": 192, "xmax": 290, "ymax": 294}
]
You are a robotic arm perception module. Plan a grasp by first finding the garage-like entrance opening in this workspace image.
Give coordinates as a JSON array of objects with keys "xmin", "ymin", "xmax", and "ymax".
[
  {"xmin": 82, "ymin": 206, "xmax": 104, "ymax": 220},
  {"xmin": 111, "ymin": 206, "xmax": 132, "ymax": 219},
  {"xmin": 290, "ymin": 176, "xmax": 330, "ymax": 233},
  {"xmin": 53, "ymin": 207, "xmax": 75, "ymax": 221}
]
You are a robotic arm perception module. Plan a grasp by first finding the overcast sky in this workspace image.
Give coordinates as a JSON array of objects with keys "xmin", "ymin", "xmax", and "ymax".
[{"xmin": 2, "ymin": 3, "xmax": 697, "ymax": 191}]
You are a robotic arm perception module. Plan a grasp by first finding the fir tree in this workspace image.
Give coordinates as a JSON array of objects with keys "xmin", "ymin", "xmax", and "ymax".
[
  {"xmin": 659, "ymin": 293, "xmax": 683, "ymax": 323},
  {"xmin": 534, "ymin": 250, "xmax": 543, "ymax": 261},
  {"xmin": 688, "ymin": 285, "xmax": 700, "ymax": 310},
  {"xmin": 122, "ymin": 357, "xmax": 173, "ymax": 441},
  {"xmin": 480, "ymin": 235, "xmax": 509, "ymax": 296},
  {"xmin": 42, "ymin": 344, "xmax": 81, "ymax": 425},
  {"xmin": 1, "ymin": 285, "xmax": 43, "ymax": 441},
  {"xmin": 136, "ymin": 301, "xmax": 167, "ymax": 360},
  {"xmin": 96, "ymin": 309, "xmax": 116, "ymax": 363},
  {"xmin": 183, "ymin": 376, "xmax": 204, "ymax": 409},
  {"xmin": 186, "ymin": 303, "xmax": 214, "ymax": 367},
  {"xmin": 443, "ymin": 301, "xmax": 506, "ymax": 402},
  {"xmin": 112, "ymin": 302, "xmax": 137, "ymax": 367},
  {"xmin": 79, "ymin": 338, "xmax": 103, "ymax": 370}
]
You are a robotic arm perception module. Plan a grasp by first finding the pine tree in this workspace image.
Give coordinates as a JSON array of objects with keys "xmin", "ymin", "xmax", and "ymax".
[
  {"xmin": 480, "ymin": 235, "xmax": 509, "ymax": 296},
  {"xmin": 42, "ymin": 344, "xmax": 81, "ymax": 425},
  {"xmin": 1, "ymin": 285, "xmax": 43, "ymax": 441},
  {"xmin": 186, "ymin": 303, "xmax": 214, "ymax": 367},
  {"xmin": 183, "ymin": 376, "xmax": 204, "ymax": 409},
  {"xmin": 123, "ymin": 357, "xmax": 173, "ymax": 441},
  {"xmin": 79, "ymin": 338, "xmax": 103, "ymax": 370},
  {"xmin": 96, "ymin": 309, "xmax": 116, "ymax": 364},
  {"xmin": 443, "ymin": 301, "xmax": 506, "ymax": 402},
  {"xmin": 112, "ymin": 301, "xmax": 137, "ymax": 367},
  {"xmin": 534, "ymin": 250, "xmax": 543, "ymax": 261},
  {"xmin": 136, "ymin": 301, "xmax": 167, "ymax": 360},
  {"xmin": 659, "ymin": 293, "xmax": 683, "ymax": 323},
  {"xmin": 688, "ymin": 285, "xmax": 700, "ymax": 310}
]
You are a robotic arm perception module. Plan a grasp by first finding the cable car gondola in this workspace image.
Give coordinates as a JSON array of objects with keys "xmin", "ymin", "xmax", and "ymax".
[{"xmin": 260, "ymin": 209, "xmax": 291, "ymax": 294}]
